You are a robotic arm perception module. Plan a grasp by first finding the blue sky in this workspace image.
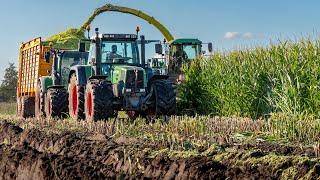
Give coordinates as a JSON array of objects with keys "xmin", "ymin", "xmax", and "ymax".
[{"xmin": 0, "ymin": 0, "xmax": 320, "ymax": 79}]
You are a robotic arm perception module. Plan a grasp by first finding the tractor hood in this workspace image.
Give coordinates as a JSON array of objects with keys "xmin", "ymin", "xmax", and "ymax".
[
  {"xmin": 113, "ymin": 65, "xmax": 145, "ymax": 71},
  {"xmin": 109, "ymin": 65, "xmax": 147, "ymax": 97}
]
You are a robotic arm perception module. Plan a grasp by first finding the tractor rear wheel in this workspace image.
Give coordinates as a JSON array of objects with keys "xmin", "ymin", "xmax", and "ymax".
[
  {"xmin": 45, "ymin": 88, "xmax": 69, "ymax": 119},
  {"xmin": 35, "ymin": 82, "xmax": 45, "ymax": 119},
  {"xmin": 20, "ymin": 96, "xmax": 35, "ymax": 118},
  {"xmin": 85, "ymin": 79, "xmax": 114, "ymax": 122},
  {"xmin": 68, "ymin": 74, "xmax": 85, "ymax": 120},
  {"xmin": 145, "ymin": 79, "xmax": 176, "ymax": 120}
]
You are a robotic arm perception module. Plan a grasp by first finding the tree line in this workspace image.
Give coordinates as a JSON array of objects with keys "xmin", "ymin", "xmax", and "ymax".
[{"xmin": 0, "ymin": 63, "xmax": 18, "ymax": 102}]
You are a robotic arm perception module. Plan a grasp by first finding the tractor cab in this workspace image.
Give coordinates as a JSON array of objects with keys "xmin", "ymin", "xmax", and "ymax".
[
  {"xmin": 88, "ymin": 33, "xmax": 142, "ymax": 78},
  {"xmin": 169, "ymin": 39, "xmax": 202, "ymax": 60},
  {"xmin": 168, "ymin": 39, "xmax": 202, "ymax": 73},
  {"xmin": 57, "ymin": 51, "xmax": 88, "ymax": 86}
]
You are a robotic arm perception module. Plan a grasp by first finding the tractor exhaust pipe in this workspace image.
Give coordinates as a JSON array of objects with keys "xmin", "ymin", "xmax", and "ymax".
[
  {"xmin": 51, "ymin": 49, "xmax": 60, "ymax": 86},
  {"xmin": 94, "ymin": 28, "xmax": 102, "ymax": 76},
  {"xmin": 140, "ymin": 35, "xmax": 146, "ymax": 67}
]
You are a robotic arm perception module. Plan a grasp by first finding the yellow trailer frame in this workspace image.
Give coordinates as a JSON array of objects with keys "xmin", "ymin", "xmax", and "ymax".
[{"xmin": 17, "ymin": 37, "xmax": 51, "ymax": 98}]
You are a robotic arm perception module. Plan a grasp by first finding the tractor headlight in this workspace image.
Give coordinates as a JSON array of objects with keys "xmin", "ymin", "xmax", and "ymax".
[
  {"xmin": 140, "ymin": 89, "xmax": 146, "ymax": 93},
  {"xmin": 125, "ymin": 89, "xmax": 132, "ymax": 93}
]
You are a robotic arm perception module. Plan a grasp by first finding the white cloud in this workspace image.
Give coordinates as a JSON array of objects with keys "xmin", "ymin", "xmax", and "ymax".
[
  {"xmin": 224, "ymin": 32, "xmax": 263, "ymax": 39},
  {"xmin": 224, "ymin": 32, "xmax": 241, "ymax": 39}
]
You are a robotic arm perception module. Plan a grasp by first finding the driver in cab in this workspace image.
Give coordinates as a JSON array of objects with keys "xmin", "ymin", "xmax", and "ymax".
[{"xmin": 108, "ymin": 45, "xmax": 122, "ymax": 62}]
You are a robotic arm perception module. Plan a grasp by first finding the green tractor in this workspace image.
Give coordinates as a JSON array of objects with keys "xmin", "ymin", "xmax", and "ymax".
[
  {"xmin": 66, "ymin": 28, "xmax": 176, "ymax": 121},
  {"xmin": 36, "ymin": 46, "xmax": 88, "ymax": 119}
]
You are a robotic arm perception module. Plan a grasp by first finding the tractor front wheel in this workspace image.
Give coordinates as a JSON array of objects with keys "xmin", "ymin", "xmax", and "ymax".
[
  {"xmin": 144, "ymin": 79, "xmax": 176, "ymax": 121},
  {"xmin": 85, "ymin": 79, "xmax": 114, "ymax": 122},
  {"xmin": 127, "ymin": 111, "xmax": 140, "ymax": 121},
  {"xmin": 45, "ymin": 88, "xmax": 69, "ymax": 119}
]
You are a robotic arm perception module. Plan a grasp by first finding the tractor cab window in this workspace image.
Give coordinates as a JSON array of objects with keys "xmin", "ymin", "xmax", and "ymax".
[
  {"xmin": 59, "ymin": 52, "xmax": 88, "ymax": 85},
  {"xmin": 169, "ymin": 44, "xmax": 201, "ymax": 73},
  {"xmin": 101, "ymin": 41, "xmax": 139, "ymax": 65},
  {"xmin": 182, "ymin": 45, "xmax": 199, "ymax": 60},
  {"xmin": 171, "ymin": 44, "xmax": 201, "ymax": 61}
]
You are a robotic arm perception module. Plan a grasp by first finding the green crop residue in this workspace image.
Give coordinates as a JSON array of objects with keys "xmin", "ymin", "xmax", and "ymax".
[
  {"xmin": 246, "ymin": 154, "xmax": 289, "ymax": 171},
  {"xmin": 280, "ymin": 167, "xmax": 298, "ymax": 180}
]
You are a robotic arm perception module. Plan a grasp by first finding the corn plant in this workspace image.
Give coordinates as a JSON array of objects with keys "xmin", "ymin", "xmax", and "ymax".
[{"xmin": 180, "ymin": 38, "xmax": 320, "ymax": 119}]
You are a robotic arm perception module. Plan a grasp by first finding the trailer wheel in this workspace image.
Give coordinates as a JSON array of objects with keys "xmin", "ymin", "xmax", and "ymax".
[
  {"xmin": 20, "ymin": 96, "xmax": 35, "ymax": 118},
  {"xmin": 68, "ymin": 74, "xmax": 85, "ymax": 120},
  {"xmin": 45, "ymin": 88, "xmax": 69, "ymax": 119},
  {"xmin": 145, "ymin": 79, "xmax": 176, "ymax": 120},
  {"xmin": 16, "ymin": 97, "xmax": 22, "ymax": 117},
  {"xmin": 35, "ymin": 82, "xmax": 46, "ymax": 119},
  {"xmin": 85, "ymin": 79, "xmax": 114, "ymax": 122}
]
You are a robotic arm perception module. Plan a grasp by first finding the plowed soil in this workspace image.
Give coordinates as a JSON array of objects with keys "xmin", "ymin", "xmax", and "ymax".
[{"xmin": 0, "ymin": 120, "xmax": 319, "ymax": 180}]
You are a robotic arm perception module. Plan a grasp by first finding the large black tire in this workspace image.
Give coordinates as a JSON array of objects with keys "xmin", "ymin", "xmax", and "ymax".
[
  {"xmin": 145, "ymin": 79, "xmax": 176, "ymax": 119},
  {"xmin": 85, "ymin": 79, "xmax": 114, "ymax": 122},
  {"xmin": 20, "ymin": 96, "xmax": 35, "ymax": 118},
  {"xmin": 35, "ymin": 81, "xmax": 46, "ymax": 119},
  {"xmin": 68, "ymin": 74, "xmax": 85, "ymax": 120},
  {"xmin": 45, "ymin": 88, "xmax": 69, "ymax": 119}
]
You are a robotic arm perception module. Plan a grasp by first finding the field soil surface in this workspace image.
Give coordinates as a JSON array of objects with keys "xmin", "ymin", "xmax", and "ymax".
[{"xmin": 0, "ymin": 120, "xmax": 319, "ymax": 179}]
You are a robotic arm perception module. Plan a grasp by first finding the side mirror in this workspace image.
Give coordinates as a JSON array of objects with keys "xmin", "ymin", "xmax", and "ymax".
[
  {"xmin": 208, "ymin": 42, "xmax": 213, "ymax": 53},
  {"xmin": 44, "ymin": 52, "xmax": 51, "ymax": 63},
  {"xmin": 155, "ymin": 44, "xmax": 163, "ymax": 54},
  {"xmin": 78, "ymin": 42, "xmax": 86, "ymax": 52}
]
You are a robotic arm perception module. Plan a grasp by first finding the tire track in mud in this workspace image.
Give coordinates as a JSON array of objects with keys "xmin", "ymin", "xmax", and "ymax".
[{"xmin": 0, "ymin": 120, "xmax": 319, "ymax": 179}]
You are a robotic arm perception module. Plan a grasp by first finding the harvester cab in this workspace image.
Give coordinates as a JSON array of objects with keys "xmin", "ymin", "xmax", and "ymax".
[
  {"xmin": 68, "ymin": 28, "xmax": 176, "ymax": 121},
  {"xmin": 154, "ymin": 39, "xmax": 213, "ymax": 83}
]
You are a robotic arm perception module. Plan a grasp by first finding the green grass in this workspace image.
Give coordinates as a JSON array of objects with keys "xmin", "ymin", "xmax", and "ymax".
[{"xmin": 0, "ymin": 102, "xmax": 15, "ymax": 115}]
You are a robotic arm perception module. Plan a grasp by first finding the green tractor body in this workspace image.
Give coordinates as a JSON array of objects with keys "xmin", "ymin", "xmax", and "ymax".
[
  {"xmin": 66, "ymin": 30, "xmax": 176, "ymax": 121},
  {"xmin": 36, "ymin": 50, "xmax": 89, "ymax": 119},
  {"xmin": 39, "ymin": 51, "xmax": 89, "ymax": 91}
]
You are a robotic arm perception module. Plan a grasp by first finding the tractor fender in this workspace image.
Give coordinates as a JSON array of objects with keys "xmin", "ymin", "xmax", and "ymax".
[
  {"xmin": 38, "ymin": 76, "xmax": 53, "ymax": 94},
  {"xmin": 68, "ymin": 65, "xmax": 92, "ymax": 86}
]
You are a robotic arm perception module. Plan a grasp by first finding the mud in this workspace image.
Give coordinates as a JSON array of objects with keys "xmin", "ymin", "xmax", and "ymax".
[{"xmin": 0, "ymin": 121, "xmax": 319, "ymax": 179}]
